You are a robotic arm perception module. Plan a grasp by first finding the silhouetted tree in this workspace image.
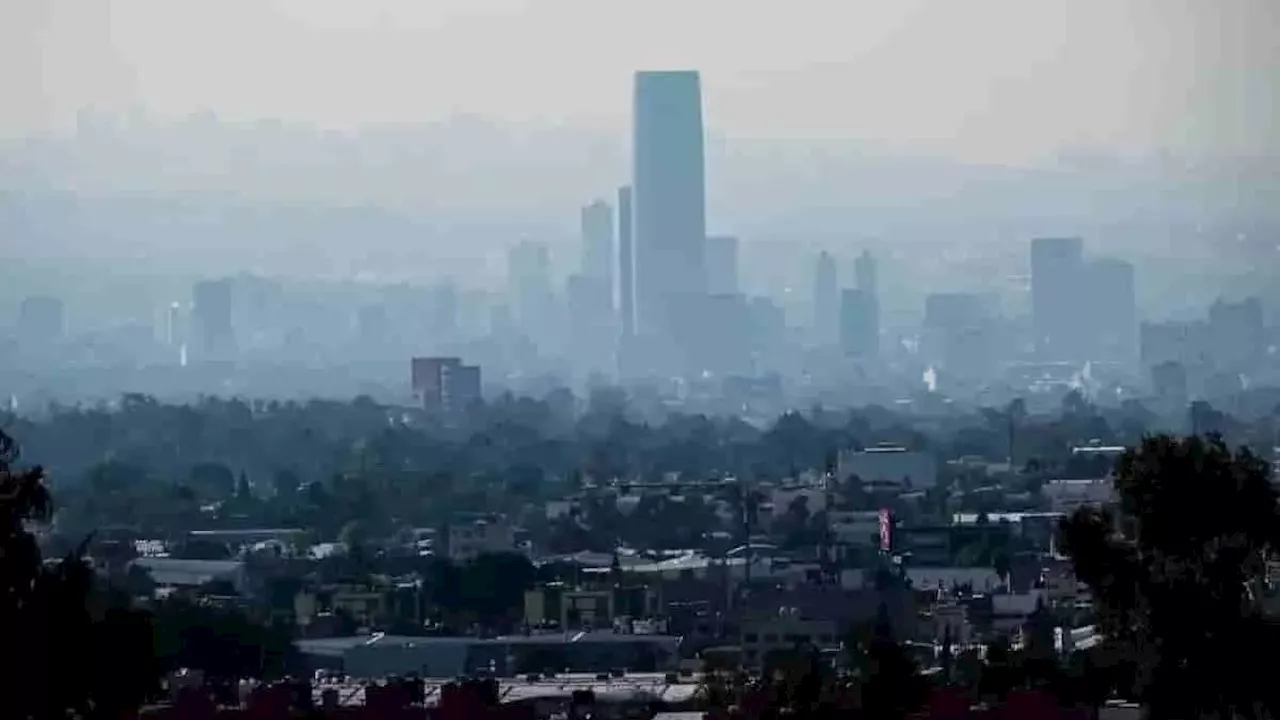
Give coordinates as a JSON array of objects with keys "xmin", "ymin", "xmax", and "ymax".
[
  {"xmin": 0, "ymin": 429, "xmax": 158, "ymax": 718},
  {"xmin": 1061, "ymin": 434, "xmax": 1280, "ymax": 719}
]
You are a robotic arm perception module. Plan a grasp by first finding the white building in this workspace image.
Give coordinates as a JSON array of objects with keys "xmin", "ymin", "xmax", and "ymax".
[{"xmin": 837, "ymin": 444, "xmax": 938, "ymax": 490}]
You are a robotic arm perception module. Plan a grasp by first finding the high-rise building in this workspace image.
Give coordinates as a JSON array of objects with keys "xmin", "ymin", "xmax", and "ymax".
[
  {"xmin": 1030, "ymin": 237, "xmax": 1085, "ymax": 361},
  {"xmin": 632, "ymin": 70, "xmax": 707, "ymax": 339},
  {"xmin": 813, "ymin": 251, "xmax": 838, "ymax": 346},
  {"xmin": 1087, "ymin": 257, "xmax": 1137, "ymax": 365},
  {"xmin": 507, "ymin": 241, "xmax": 554, "ymax": 343},
  {"xmin": 411, "ymin": 357, "xmax": 481, "ymax": 414},
  {"xmin": 16, "ymin": 295, "xmax": 65, "ymax": 344},
  {"xmin": 1209, "ymin": 296, "xmax": 1265, "ymax": 374},
  {"xmin": 191, "ymin": 279, "xmax": 235, "ymax": 361},
  {"xmin": 617, "ymin": 186, "xmax": 635, "ymax": 340},
  {"xmin": 580, "ymin": 200, "xmax": 614, "ymax": 302},
  {"xmin": 705, "ymin": 235, "xmax": 740, "ymax": 296},
  {"xmin": 840, "ymin": 289, "xmax": 879, "ymax": 359}
]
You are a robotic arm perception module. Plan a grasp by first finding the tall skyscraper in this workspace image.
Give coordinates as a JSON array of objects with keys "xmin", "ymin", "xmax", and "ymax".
[
  {"xmin": 632, "ymin": 70, "xmax": 707, "ymax": 340},
  {"xmin": 813, "ymin": 251, "xmax": 838, "ymax": 346},
  {"xmin": 705, "ymin": 235, "xmax": 740, "ymax": 296},
  {"xmin": 1030, "ymin": 237, "xmax": 1085, "ymax": 360},
  {"xmin": 192, "ymin": 279, "xmax": 235, "ymax": 361},
  {"xmin": 580, "ymin": 199, "xmax": 614, "ymax": 301},
  {"xmin": 617, "ymin": 186, "xmax": 635, "ymax": 339},
  {"xmin": 507, "ymin": 240, "xmax": 553, "ymax": 343}
]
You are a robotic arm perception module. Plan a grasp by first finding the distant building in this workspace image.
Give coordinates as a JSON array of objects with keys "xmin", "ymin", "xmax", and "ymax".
[
  {"xmin": 191, "ymin": 279, "xmax": 235, "ymax": 361},
  {"xmin": 1030, "ymin": 237, "xmax": 1085, "ymax": 361},
  {"xmin": 446, "ymin": 515, "xmax": 516, "ymax": 562},
  {"xmin": 411, "ymin": 357, "xmax": 481, "ymax": 413},
  {"xmin": 1209, "ymin": 296, "xmax": 1265, "ymax": 375},
  {"xmin": 580, "ymin": 199, "xmax": 615, "ymax": 305},
  {"xmin": 1151, "ymin": 360, "xmax": 1189, "ymax": 408},
  {"xmin": 1141, "ymin": 320, "xmax": 1210, "ymax": 371},
  {"xmin": 633, "ymin": 70, "xmax": 706, "ymax": 340},
  {"xmin": 507, "ymin": 240, "xmax": 554, "ymax": 345},
  {"xmin": 617, "ymin": 185, "xmax": 636, "ymax": 340},
  {"xmin": 1087, "ymin": 257, "xmax": 1137, "ymax": 365},
  {"xmin": 813, "ymin": 252, "xmax": 838, "ymax": 346},
  {"xmin": 840, "ymin": 289, "xmax": 879, "ymax": 359},
  {"xmin": 837, "ymin": 444, "xmax": 937, "ymax": 490},
  {"xmin": 923, "ymin": 292, "xmax": 990, "ymax": 379},
  {"xmin": 705, "ymin": 235, "xmax": 740, "ymax": 297}
]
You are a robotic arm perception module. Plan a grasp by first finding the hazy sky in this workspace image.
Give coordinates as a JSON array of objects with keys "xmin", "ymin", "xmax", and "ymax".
[{"xmin": 2, "ymin": 0, "xmax": 1277, "ymax": 163}]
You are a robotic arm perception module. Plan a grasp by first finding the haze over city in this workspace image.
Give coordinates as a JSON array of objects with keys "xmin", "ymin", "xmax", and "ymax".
[
  {"xmin": 7, "ymin": 3, "xmax": 1280, "ymax": 718},
  {"xmin": 1, "ymin": 0, "xmax": 1278, "ymax": 410}
]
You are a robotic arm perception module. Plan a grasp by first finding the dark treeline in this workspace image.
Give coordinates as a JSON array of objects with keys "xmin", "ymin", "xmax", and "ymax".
[{"xmin": 9, "ymin": 390, "xmax": 1279, "ymax": 545}]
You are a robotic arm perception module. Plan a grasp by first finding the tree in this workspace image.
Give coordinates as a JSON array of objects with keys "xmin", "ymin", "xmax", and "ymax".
[
  {"xmin": 1060, "ymin": 434, "xmax": 1280, "ymax": 719},
  {"xmin": 851, "ymin": 605, "xmax": 927, "ymax": 720},
  {"xmin": 0, "ymin": 429, "xmax": 158, "ymax": 718},
  {"xmin": 189, "ymin": 461, "xmax": 236, "ymax": 500}
]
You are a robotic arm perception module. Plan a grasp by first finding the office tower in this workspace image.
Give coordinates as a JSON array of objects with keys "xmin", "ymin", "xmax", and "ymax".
[
  {"xmin": 632, "ymin": 70, "xmax": 707, "ymax": 339},
  {"xmin": 16, "ymin": 295, "xmax": 65, "ymax": 344},
  {"xmin": 411, "ymin": 357, "xmax": 481, "ymax": 413},
  {"xmin": 507, "ymin": 240, "xmax": 554, "ymax": 342},
  {"xmin": 705, "ymin": 235, "xmax": 740, "ymax": 296},
  {"xmin": 580, "ymin": 200, "xmax": 614, "ymax": 300},
  {"xmin": 813, "ymin": 251, "xmax": 838, "ymax": 346},
  {"xmin": 617, "ymin": 186, "xmax": 635, "ymax": 339},
  {"xmin": 840, "ymin": 289, "xmax": 879, "ymax": 359},
  {"xmin": 1087, "ymin": 257, "xmax": 1137, "ymax": 365},
  {"xmin": 191, "ymin": 278, "xmax": 235, "ymax": 361},
  {"xmin": 1030, "ymin": 237, "xmax": 1085, "ymax": 361},
  {"xmin": 1209, "ymin": 296, "xmax": 1265, "ymax": 374}
]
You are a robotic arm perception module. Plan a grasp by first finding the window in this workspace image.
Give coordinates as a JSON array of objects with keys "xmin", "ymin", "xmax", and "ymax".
[{"xmin": 744, "ymin": 633, "xmax": 759, "ymax": 643}]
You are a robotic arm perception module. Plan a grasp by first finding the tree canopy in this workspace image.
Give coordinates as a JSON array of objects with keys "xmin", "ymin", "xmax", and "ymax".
[{"xmin": 1061, "ymin": 434, "xmax": 1280, "ymax": 719}]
